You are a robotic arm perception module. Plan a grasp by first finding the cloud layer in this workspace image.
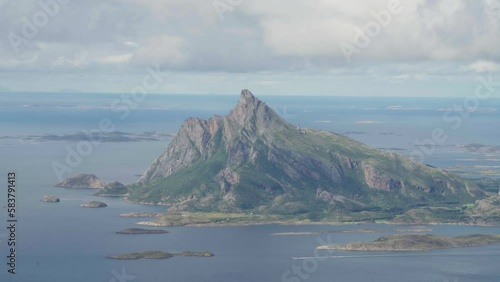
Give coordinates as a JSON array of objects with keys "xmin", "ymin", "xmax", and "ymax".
[{"xmin": 0, "ymin": 0, "xmax": 499, "ymax": 93}]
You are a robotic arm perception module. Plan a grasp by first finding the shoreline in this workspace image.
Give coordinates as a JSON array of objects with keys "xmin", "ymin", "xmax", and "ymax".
[
  {"xmin": 124, "ymin": 198, "xmax": 169, "ymax": 206},
  {"xmin": 122, "ymin": 199, "xmax": 500, "ymax": 228},
  {"xmin": 135, "ymin": 221, "xmax": 500, "ymax": 228}
]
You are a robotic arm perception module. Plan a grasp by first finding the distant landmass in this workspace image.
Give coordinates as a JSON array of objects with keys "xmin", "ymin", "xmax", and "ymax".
[
  {"xmin": 108, "ymin": 250, "xmax": 214, "ymax": 260},
  {"xmin": 125, "ymin": 90, "xmax": 494, "ymax": 224},
  {"xmin": 13, "ymin": 131, "xmax": 173, "ymax": 143}
]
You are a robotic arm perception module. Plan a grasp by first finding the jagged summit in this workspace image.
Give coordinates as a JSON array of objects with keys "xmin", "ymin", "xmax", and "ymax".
[
  {"xmin": 130, "ymin": 90, "xmax": 485, "ymax": 219},
  {"xmin": 240, "ymin": 89, "xmax": 255, "ymax": 101},
  {"xmin": 237, "ymin": 89, "xmax": 261, "ymax": 110},
  {"xmin": 237, "ymin": 89, "xmax": 259, "ymax": 110},
  {"xmin": 226, "ymin": 89, "xmax": 282, "ymax": 128}
]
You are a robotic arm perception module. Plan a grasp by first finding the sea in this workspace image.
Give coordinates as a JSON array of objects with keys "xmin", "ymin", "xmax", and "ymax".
[{"xmin": 0, "ymin": 92, "xmax": 500, "ymax": 282}]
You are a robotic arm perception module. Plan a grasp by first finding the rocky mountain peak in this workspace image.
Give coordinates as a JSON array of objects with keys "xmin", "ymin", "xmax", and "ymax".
[
  {"xmin": 229, "ymin": 89, "xmax": 261, "ymax": 119},
  {"xmin": 240, "ymin": 89, "xmax": 257, "ymax": 102},
  {"xmin": 228, "ymin": 89, "xmax": 286, "ymax": 131}
]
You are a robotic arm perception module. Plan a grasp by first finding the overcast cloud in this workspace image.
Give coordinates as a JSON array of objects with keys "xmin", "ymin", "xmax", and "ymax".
[{"xmin": 0, "ymin": 0, "xmax": 499, "ymax": 95}]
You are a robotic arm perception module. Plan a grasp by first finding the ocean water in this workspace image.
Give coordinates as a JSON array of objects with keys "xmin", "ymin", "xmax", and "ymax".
[{"xmin": 0, "ymin": 92, "xmax": 500, "ymax": 282}]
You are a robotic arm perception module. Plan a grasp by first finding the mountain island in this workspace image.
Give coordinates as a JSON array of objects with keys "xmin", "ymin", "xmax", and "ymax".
[{"xmin": 127, "ymin": 90, "xmax": 490, "ymax": 223}]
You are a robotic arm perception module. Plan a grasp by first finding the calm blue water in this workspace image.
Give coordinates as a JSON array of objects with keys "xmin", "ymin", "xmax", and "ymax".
[{"xmin": 0, "ymin": 93, "xmax": 500, "ymax": 282}]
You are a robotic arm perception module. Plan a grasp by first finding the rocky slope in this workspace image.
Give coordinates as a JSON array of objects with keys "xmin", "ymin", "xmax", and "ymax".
[{"xmin": 128, "ymin": 90, "xmax": 486, "ymax": 219}]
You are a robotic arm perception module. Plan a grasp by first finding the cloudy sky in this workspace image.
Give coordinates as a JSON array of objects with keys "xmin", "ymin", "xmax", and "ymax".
[{"xmin": 1, "ymin": 0, "xmax": 499, "ymax": 96}]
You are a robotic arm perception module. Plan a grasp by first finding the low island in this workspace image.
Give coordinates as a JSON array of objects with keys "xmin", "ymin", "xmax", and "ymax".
[
  {"xmin": 116, "ymin": 228, "xmax": 169, "ymax": 234},
  {"xmin": 80, "ymin": 201, "xmax": 107, "ymax": 208},
  {"xmin": 41, "ymin": 195, "xmax": 60, "ymax": 203},
  {"xmin": 317, "ymin": 234, "xmax": 500, "ymax": 251},
  {"xmin": 108, "ymin": 250, "xmax": 214, "ymax": 260}
]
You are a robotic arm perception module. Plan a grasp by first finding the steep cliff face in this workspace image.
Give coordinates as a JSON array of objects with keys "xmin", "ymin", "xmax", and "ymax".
[
  {"xmin": 138, "ymin": 116, "xmax": 224, "ymax": 184},
  {"xmin": 130, "ymin": 90, "xmax": 486, "ymax": 215}
]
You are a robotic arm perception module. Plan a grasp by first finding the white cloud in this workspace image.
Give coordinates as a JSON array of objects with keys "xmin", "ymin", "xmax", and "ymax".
[
  {"xmin": 464, "ymin": 60, "xmax": 500, "ymax": 73},
  {"xmin": 0, "ymin": 0, "xmax": 499, "ymax": 94},
  {"xmin": 242, "ymin": 0, "xmax": 500, "ymax": 63},
  {"xmin": 94, "ymin": 53, "xmax": 133, "ymax": 65},
  {"xmin": 124, "ymin": 0, "xmax": 220, "ymax": 24}
]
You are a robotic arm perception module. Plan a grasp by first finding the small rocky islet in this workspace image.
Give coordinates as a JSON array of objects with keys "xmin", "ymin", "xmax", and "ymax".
[
  {"xmin": 80, "ymin": 201, "xmax": 107, "ymax": 208},
  {"xmin": 41, "ymin": 195, "xmax": 60, "ymax": 203}
]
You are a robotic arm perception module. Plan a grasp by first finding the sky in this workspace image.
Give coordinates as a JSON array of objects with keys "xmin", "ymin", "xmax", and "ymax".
[{"xmin": 0, "ymin": 0, "xmax": 499, "ymax": 96}]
